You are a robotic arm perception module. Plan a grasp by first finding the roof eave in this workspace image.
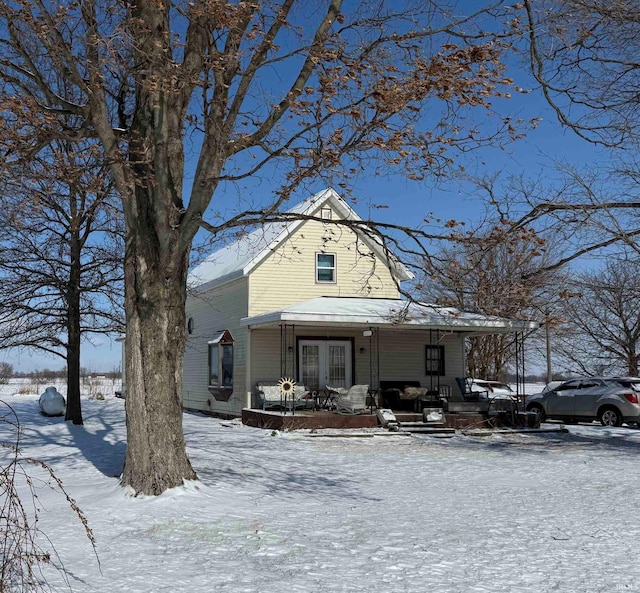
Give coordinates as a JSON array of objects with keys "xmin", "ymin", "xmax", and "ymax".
[
  {"xmin": 188, "ymin": 270, "xmax": 245, "ymax": 295},
  {"xmin": 241, "ymin": 311, "xmax": 539, "ymax": 333}
]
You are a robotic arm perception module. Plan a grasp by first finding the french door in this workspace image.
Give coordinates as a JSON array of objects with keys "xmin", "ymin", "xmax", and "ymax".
[{"xmin": 299, "ymin": 340, "xmax": 352, "ymax": 390}]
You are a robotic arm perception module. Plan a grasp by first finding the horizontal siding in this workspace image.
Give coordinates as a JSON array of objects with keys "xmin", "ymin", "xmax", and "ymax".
[
  {"xmin": 183, "ymin": 277, "xmax": 250, "ymax": 416},
  {"xmin": 249, "ymin": 329, "xmax": 282, "ymax": 388},
  {"xmin": 377, "ymin": 329, "xmax": 465, "ymax": 395},
  {"xmin": 248, "ymin": 326, "xmax": 466, "ymax": 396},
  {"xmin": 248, "ymin": 214, "xmax": 400, "ymax": 315}
]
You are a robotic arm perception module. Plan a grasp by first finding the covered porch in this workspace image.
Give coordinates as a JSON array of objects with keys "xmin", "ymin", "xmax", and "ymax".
[{"xmin": 241, "ymin": 297, "xmax": 538, "ymax": 429}]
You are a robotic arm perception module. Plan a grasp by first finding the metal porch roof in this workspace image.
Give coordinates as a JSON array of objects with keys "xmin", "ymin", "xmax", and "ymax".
[{"xmin": 240, "ymin": 297, "xmax": 539, "ymax": 334}]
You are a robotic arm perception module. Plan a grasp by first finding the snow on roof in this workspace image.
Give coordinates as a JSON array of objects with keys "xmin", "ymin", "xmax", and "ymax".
[
  {"xmin": 241, "ymin": 296, "xmax": 539, "ymax": 333},
  {"xmin": 188, "ymin": 187, "xmax": 412, "ymax": 292}
]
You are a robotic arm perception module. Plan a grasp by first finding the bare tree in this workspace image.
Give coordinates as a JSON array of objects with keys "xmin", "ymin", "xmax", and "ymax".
[
  {"xmin": 523, "ymin": 0, "xmax": 640, "ymax": 148},
  {"xmin": 418, "ymin": 219, "xmax": 562, "ymax": 379},
  {"xmin": 0, "ymin": 139, "xmax": 124, "ymax": 425},
  {"xmin": 507, "ymin": 0, "xmax": 640, "ymax": 268},
  {"xmin": 554, "ymin": 258, "xmax": 640, "ymax": 376},
  {"xmin": 0, "ymin": 363, "xmax": 12, "ymax": 385},
  {"xmin": 0, "ymin": 1, "xmax": 534, "ymax": 494}
]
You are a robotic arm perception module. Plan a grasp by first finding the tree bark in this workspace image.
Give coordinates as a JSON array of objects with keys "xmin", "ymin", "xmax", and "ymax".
[
  {"xmin": 65, "ymin": 225, "xmax": 83, "ymax": 425},
  {"xmin": 119, "ymin": 165, "xmax": 196, "ymax": 493}
]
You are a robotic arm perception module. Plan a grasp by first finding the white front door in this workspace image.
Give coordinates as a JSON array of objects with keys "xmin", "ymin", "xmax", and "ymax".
[{"xmin": 299, "ymin": 340, "xmax": 352, "ymax": 390}]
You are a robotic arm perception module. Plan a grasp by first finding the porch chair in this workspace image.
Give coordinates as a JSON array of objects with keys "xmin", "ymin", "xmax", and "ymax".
[
  {"xmin": 330, "ymin": 384, "xmax": 369, "ymax": 414},
  {"xmin": 455, "ymin": 377, "xmax": 487, "ymax": 401}
]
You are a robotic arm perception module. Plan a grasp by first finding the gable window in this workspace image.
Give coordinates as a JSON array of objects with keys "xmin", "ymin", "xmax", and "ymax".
[
  {"xmin": 316, "ymin": 253, "xmax": 336, "ymax": 283},
  {"xmin": 208, "ymin": 330, "xmax": 234, "ymax": 401},
  {"xmin": 320, "ymin": 207, "xmax": 332, "ymax": 220},
  {"xmin": 425, "ymin": 345, "xmax": 445, "ymax": 376}
]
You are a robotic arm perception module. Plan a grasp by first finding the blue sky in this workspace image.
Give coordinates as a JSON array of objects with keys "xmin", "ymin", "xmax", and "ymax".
[
  {"xmin": 4, "ymin": 101, "xmax": 602, "ymax": 374},
  {"xmin": 2, "ymin": 13, "xmax": 610, "ymax": 374}
]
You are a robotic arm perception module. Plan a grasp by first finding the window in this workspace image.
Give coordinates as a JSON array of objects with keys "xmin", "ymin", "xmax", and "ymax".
[
  {"xmin": 320, "ymin": 207, "xmax": 332, "ymax": 220},
  {"xmin": 208, "ymin": 330, "xmax": 234, "ymax": 401},
  {"xmin": 425, "ymin": 345, "xmax": 445, "ymax": 376},
  {"xmin": 316, "ymin": 253, "xmax": 336, "ymax": 283},
  {"xmin": 555, "ymin": 380, "xmax": 580, "ymax": 392}
]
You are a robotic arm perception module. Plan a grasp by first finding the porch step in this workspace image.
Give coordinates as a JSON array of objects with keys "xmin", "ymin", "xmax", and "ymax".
[
  {"xmin": 397, "ymin": 424, "xmax": 455, "ymax": 436},
  {"xmin": 445, "ymin": 401, "xmax": 490, "ymax": 413},
  {"xmin": 396, "ymin": 417, "xmax": 454, "ymax": 436},
  {"xmin": 398, "ymin": 421, "xmax": 446, "ymax": 428}
]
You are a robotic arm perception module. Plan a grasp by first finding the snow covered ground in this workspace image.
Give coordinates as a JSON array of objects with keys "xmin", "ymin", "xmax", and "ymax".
[{"xmin": 2, "ymin": 388, "xmax": 639, "ymax": 593}]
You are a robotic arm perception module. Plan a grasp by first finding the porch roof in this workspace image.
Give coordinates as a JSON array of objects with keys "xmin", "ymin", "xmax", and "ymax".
[{"xmin": 241, "ymin": 297, "xmax": 539, "ymax": 334}]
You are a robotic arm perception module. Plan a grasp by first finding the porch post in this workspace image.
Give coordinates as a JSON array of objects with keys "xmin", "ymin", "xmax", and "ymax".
[
  {"xmin": 245, "ymin": 327, "xmax": 252, "ymax": 409},
  {"xmin": 279, "ymin": 323, "xmax": 295, "ymax": 379},
  {"xmin": 366, "ymin": 327, "xmax": 379, "ymax": 411}
]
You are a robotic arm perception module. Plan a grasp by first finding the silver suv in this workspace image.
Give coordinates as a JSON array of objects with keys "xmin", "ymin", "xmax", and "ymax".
[{"xmin": 525, "ymin": 377, "xmax": 640, "ymax": 426}]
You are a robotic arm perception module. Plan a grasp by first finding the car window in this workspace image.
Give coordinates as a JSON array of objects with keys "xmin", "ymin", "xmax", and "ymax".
[
  {"xmin": 578, "ymin": 380, "xmax": 601, "ymax": 390},
  {"xmin": 555, "ymin": 380, "xmax": 580, "ymax": 391},
  {"xmin": 542, "ymin": 381, "xmax": 562, "ymax": 393},
  {"xmin": 615, "ymin": 379, "xmax": 640, "ymax": 392}
]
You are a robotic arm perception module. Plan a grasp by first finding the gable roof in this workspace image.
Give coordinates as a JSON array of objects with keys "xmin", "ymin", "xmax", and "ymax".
[
  {"xmin": 188, "ymin": 187, "xmax": 413, "ymax": 292},
  {"xmin": 240, "ymin": 297, "xmax": 539, "ymax": 334}
]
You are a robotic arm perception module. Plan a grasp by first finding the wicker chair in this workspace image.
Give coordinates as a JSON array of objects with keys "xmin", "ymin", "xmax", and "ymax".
[{"xmin": 329, "ymin": 384, "xmax": 369, "ymax": 414}]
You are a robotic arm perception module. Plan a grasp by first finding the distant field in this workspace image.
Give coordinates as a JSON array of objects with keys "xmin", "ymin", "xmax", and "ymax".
[{"xmin": 0, "ymin": 377, "xmax": 122, "ymax": 398}]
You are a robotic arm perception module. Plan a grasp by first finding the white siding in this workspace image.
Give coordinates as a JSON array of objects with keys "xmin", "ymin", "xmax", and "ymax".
[
  {"xmin": 183, "ymin": 278, "xmax": 249, "ymax": 416},
  {"xmin": 248, "ymin": 214, "xmax": 400, "ymax": 315},
  {"xmin": 376, "ymin": 329, "xmax": 465, "ymax": 393},
  {"xmin": 249, "ymin": 328, "xmax": 282, "ymax": 386},
  {"xmin": 248, "ymin": 326, "xmax": 466, "ymax": 397}
]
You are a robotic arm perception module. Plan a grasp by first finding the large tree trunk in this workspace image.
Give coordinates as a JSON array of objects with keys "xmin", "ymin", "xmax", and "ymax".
[
  {"xmin": 117, "ymin": 0, "xmax": 200, "ymax": 494},
  {"xmin": 120, "ymin": 192, "xmax": 196, "ymax": 495}
]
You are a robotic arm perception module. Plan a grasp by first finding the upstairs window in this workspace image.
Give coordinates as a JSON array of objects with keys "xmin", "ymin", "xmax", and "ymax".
[
  {"xmin": 316, "ymin": 253, "xmax": 336, "ymax": 283},
  {"xmin": 320, "ymin": 207, "xmax": 332, "ymax": 220},
  {"xmin": 208, "ymin": 330, "xmax": 234, "ymax": 401}
]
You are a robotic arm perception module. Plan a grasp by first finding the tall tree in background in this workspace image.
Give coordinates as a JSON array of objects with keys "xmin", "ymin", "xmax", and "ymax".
[
  {"xmin": 0, "ymin": 0, "xmax": 531, "ymax": 494},
  {"xmin": 554, "ymin": 258, "xmax": 640, "ymax": 377},
  {"xmin": 524, "ymin": 0, "xmax": 640, "ymax": 147},
  {"xmin": 418, "ymin": 224, "xmax": 562, "ymax": 379},
  {"xmin": 0, "ymin": 139, "xmax": 123, "ymax": 424},
  {"xmin": 514, "ymin": 1, "xmax": 640, "ymax": 266}
]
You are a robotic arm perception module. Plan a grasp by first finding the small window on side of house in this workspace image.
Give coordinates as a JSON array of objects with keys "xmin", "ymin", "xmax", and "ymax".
[
  {"xmin": 425, "ymin": 345, "xmax": 445, "ymax": 376},
  {"xmin": 320, "ymin": 207, "xmax": 332, "ymax": 220},
  {"xmin": 316, "ymin": 253, "xmax": 336, "ymax": 283}
]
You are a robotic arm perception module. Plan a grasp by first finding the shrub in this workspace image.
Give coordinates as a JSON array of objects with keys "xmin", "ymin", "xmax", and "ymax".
[{"xmin": 0, "ymin": 400, "xmax": 99, "ymax": 591}]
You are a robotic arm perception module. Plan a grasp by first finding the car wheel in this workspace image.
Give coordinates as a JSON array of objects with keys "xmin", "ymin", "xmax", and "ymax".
[
  {"xmin": 527, "ymin": 403, "xmax": 546, "ymax": 423},
  {"xmin": 599, "ymin": 407, "xmax": 623, "ymax": 427}
]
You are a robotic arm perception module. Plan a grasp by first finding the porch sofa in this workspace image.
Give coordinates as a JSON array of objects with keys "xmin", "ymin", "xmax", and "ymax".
[
  {"xmin": 255, "ymin": 382, "xmax": 312, "ymax": 411},
  {"xmin": 379, "ymin": 381, "xmax": 444, "ymax": 412}
]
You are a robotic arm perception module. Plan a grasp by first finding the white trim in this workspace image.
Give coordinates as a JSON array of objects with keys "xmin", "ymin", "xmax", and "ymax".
[
  {"xmin": 241, "ymin": 297, "xmax": 540, "ymax": 334},
  {"xmin": 316, "ymin": 252, "xmax": 337, "ymax": 283}
]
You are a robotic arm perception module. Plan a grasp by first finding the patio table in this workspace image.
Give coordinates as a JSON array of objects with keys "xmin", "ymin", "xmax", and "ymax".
[{"xmin": 315, "ymin": 390, "xmax": 337, "ymax": 410}]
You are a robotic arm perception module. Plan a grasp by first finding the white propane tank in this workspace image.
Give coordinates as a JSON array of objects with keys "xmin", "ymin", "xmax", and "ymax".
[{"xmin": 38, "ymin": 386, "xmax": 66, "ymax": 417}]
